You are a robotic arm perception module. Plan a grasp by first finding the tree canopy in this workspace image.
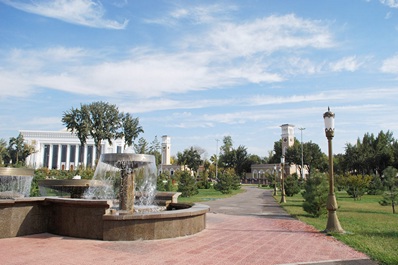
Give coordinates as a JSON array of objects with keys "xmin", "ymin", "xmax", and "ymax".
[
  {"xmin": 62, "ymin": 101, "xmax": 143, "ymax": 162},
  {"xmin": 177, "ymin": 147, "xmax": 203, "ymax": 173}
]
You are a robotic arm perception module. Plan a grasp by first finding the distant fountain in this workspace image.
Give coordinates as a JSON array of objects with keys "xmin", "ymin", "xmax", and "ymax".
[
  {"xmin": 0, "ymin": 168, "xmax": 34, "ymax": 199},
  {"xmin": 84, "ymin": 153, "xmax": 159, "ymax": 213}
]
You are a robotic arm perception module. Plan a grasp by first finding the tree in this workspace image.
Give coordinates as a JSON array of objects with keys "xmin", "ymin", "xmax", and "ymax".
[
  {"xmin": 214, "ymin": 169, "xmax": 240, "ymax": 194},
  {"xmin": 134, "ymin": 137, "xmax": 148, "ymax": 154},
  {"xmin": 62, "ymin": 101, "xmax": 143, "ymax": 162},
  {"xmin": 7, "ymin": 133, "xmax": 35, "ymax": 166},
  {"xmin": 177, "ymin": 170, "xmax": 198, "ymax": 197},
  {"xmin": 285, "ymin": 141, "xmax": 324, "ymax": 177},
  {"xmin": 0, "ymin": 138, "xmax": 8, "ymax": 165},
  {"xmin": 345, "ymin": 174, "xmax": 372, "ymax": 200},
  {"xmin": 122, "ymin": 113, "xmax": 144, "ymax": 149},
  {"xmin": 302, "ymin": 173, "xmax": 328, "ymax": 217},
  {"xmin": 342, "ymin": 131, "xmax": 396, "ymax": 176},
  {"xmin": 148, "ymin": 136, "xmax": 162, "ymax": 166},
  {"xmin": 176, "ymin": 147, "xmax": 203, "ymax": 173},
  {"xmin": 284, "ymin": 174, "xmax": 301, "ymax": 197},
  {"xmin": 379, "ymin": 166, "xmax": 398, "ymax": 214}
]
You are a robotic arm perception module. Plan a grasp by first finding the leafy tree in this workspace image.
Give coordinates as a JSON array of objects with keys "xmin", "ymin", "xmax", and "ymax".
[
  {"xmin": 342, "ymin": 131, "xmax": 396, "ymax": 176},
  {"xmin": 345, "ymin": 174, "xmax": 372, "ymax": 200},
  {"xmin": 0, "ymin": 138, "xmax": 9, "ymax": 165},
  {"xmin": 176, "ymin": 147, "xmax": 202, "ymax": 173},
  {"xmin": 379, "ymin": 166, "xmax": 398, "ymax": 214},
  {"xmin": 7, "ymin": 133, "xmax": 35, "ymax": 166},
  {"xmin": 177, "ymin": 170, "xmax": 198, "ymax": 197},
  {"xmin": 157, "ymin": 171, "xmax": 173, "ymax": 192},
  {"xmin": 134, "ymin": 137, "xmax": 148, "ymax": 154},
  {"xmin": 122, "ymin": 113, "xmax": 144, "ymax": 149},
  {"xmin": 367, "ymin": 174, "xmax": 384, "ymax": 195},
  {"xmin": 268, "ymin": 140, "xmax": 283, "ymax": 164},
  {"xmin": 62, "ymin": 101, "xmax": 143, "ymax": 162},
  {"xmin": 214, "ymin": 169, "xmax": 240, "ymax": 194},
  {"xmin": 148, "ymin": 136, "xmax": 162, "ymax": 166},
  {"xmin": 284, "ymin": 174, "xmax": 301, "ymax": 197},
  {"xmin": 302, "ymin": 173, "xmax": 328, "ymax": 217},
  {"xmin": 285, "ymin": 141, "xmax": 324, "ymax": 177}
]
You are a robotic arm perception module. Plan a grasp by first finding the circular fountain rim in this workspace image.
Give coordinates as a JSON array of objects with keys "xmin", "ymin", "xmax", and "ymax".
[
  {"xmin": 0, "ymin": 167, "xmax": 35, "ymax": 176},
  {"xmin": 100, "ymin": 153, "xmax": 155, "ymax": 166}
]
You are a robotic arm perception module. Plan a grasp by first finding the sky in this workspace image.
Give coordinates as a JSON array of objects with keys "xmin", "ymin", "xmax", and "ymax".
[{"xmin": 1, "ymin": 0, "xmax": 398, "ymax": 160}]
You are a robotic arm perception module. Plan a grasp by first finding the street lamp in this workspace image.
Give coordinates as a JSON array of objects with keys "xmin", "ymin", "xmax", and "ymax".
[
  {"xmin": 280, "ymin": 156, "xmax": 286, "ymax": 203},
  {"xmin": 273, "ymin": 164, "xmax": 277, "ymax": 196},
  {"xmin": 215, "ymin": 139, "xmax": 219, "ymax": 180},
  {"xmin": 299, "ymin": 127, "xmax": 305, "ymax": 179},
  {"xmin": 323, "ymin": 107, "xmax": 344, "ymax": 233}
]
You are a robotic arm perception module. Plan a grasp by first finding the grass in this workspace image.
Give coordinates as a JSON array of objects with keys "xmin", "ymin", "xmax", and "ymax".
[
  {"xmin": 275, "ymin": 192, "xmax": 398, "ymax": 265},
  {"xmin": 177, "ymin": 187, "xmax": 246, "ymax": 204}
]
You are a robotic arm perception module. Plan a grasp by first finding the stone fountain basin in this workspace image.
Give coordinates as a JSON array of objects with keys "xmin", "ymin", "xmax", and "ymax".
[
  {"xmin": 38, "ymin": 179, "xmax": 104, "ymax": 198},
  {"xmin": 0, "ymin": 197, "xmax": 209, "ymax": 241}
]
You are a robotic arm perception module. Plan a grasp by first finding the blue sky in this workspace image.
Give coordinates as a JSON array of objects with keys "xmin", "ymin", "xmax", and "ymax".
[{"xmin": 1, "ymin": 0, "xmax": 398, "ymax": 159}]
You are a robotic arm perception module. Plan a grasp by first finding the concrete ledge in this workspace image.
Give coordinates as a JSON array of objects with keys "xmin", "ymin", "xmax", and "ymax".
[{"xmin": 0, "ymin": 197, "xmax": 209, "ymax": 241}]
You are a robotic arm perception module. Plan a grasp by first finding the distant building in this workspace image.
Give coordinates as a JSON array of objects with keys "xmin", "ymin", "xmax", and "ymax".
[
  {"xmin": 159, "ymin": 135, "xmax": 182, "ymax": 176},
  {"xmin": 249, "ymin": 124, "xmax": 304, "ymax": 184},
  {"xmin": 21, "ymin": 130, "xmax": 124, "ymax": 170}
]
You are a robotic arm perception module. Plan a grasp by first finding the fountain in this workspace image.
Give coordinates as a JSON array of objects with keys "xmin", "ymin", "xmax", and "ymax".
[
  {"xmin": 0, "ymin": 168, "xmax": 34, "ymax": 199},
  {"xmin": 0, "ymin": 154, "xmax": 209, "ymax": 241},
  {"xmin": 84, "ymin": 153, "xmax": 159, "ymax": 213}
]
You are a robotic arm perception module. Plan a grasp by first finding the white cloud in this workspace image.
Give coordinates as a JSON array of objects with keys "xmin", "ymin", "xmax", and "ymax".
[
  {"xmin": 1, "ymin": 0, "xmax": 128, "ymax": 29},
  {"xmin": 380, "ymin": 54, "xmax": 398, "ymax": 73},
  {"xmin": 145, "ymin": 4, "xmax": 237, "ymax": 26},
  {"xmin": 329, "ymin": 56, "xmax": 362, "ymax": 72},
  {"xmin": 380, "ymin": 0, "xmax": 398, "ymax": 8},
  {"xmin": 195, "ymin": 14, "xmax": 335, "ymax": 57}
]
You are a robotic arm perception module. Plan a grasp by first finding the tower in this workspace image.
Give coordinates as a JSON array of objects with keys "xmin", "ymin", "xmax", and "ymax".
[
  {"xmin": 281, "ymin": 124, "xmax": 295, "ymax": 156},
  {"xmin": 161, "ymin": 135, "xmax": 171, "ymax": 165}
]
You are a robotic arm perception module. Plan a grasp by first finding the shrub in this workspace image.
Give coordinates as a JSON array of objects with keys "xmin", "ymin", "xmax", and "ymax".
[
  {"xmin": 284, "ymin": 174, "xmax": 301, "ymax": 197},
  {"xmin": 214, "ymin": 170, "xmax": 240, "ymax": 194},
  {"xmin": 302, "ymin": 173, "xmax": 328, "ymax": 217},
  {"xmin": 177, "ymin": 170, "xmax": 198, "ymax": 197}
]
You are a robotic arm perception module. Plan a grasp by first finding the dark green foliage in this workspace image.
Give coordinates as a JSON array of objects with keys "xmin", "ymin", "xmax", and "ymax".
[
  {"xmin": 214, "ymin": 170, "xmax": 241, "ymax": 194},
  {"xmin": 177, "ymin": 170, "xmax": 198, "ymax": 197},
  {"xmin": 196, "ymin": 170, "xmax": 212, "ymax": 189},
  {"xmin": 62, "ymin": 101, "xmax": 143, "ymax": 162},
  {"xmin": 345, "ymin": 174, "xmax": 372, "ymax": 200},
  {"xmin": 157, "ymin": 172, "xmax": 173, "ymax": 192},
  {"xmin": 379, "ymin": 166, "xmax": 398, "ymax": 213},
  {"xmin": 5, "ymin": 133, "xmax": 35, "ymax": 167},
  {"xmin": 176, "ymin": 147, "xmax": 203, "ymax": 173},
  {"xmin": 302, "ymin": 173, "xmax": 328, "ymax": 217},
  {"xmin": 284, "ymin": 174, "xmax": 301, "ymax": 197},
  {"xmin": 30, "ymin": 168, "xmax": 95, "ymax": 196},
  {"xmin": 367, "ymin": 175, "xmax": 384, "ymax": 195}
]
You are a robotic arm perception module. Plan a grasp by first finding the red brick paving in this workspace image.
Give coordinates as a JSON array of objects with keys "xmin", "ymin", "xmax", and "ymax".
[{"xmin": 0, "ymin": 187, "xmax": 376, "ymax": 265}]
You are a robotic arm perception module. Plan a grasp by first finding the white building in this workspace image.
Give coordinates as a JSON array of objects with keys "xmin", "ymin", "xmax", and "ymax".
[
  {"xmin": 21, "ymin": 130, "xmax": 125, "ymax": 170},
  {"xmin": 159, "ymin": 135, "xmax": 181, "ymax": 176}
]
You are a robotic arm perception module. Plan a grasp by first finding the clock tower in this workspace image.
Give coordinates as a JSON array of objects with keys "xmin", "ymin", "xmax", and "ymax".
[
  {"xmin": 161, "ymin": 135, "xmax": 171, "ymax": 165},
  {"xmin": 281, "ymin": 124, "xmax": 295, "ymax": 156}
]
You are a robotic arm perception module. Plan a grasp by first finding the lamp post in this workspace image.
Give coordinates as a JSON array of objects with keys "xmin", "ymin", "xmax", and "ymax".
[
  {"xmin": 273, "ymin": 164, "xmax": 277, "ymax": 196},
  {"xmin": 215, "ymin": 139, "xmax": 219, "ymax": 180},
  {"xmin": 323, "ymin": 107, "xmax": 344, "ymax": 233},
  {"xmin": 299, "ymin": 127, "xmax": 305, "ymax": 179},
  {"xmin": 280, "ymin": 156, "xmax": 286, "ymax": 203}
]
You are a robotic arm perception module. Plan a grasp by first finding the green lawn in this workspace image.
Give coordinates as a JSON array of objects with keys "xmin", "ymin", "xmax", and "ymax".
[
  {"xmin": 177, "ymin": 187, "xmax": 245, "ymax": 204},
  {"xmin": 275, "ymin": 192, "xmax": 398, "ymax": 265}
]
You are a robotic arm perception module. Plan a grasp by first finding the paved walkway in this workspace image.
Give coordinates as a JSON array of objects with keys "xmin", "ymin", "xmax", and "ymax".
[{"xmin": 0, "ymin": 186, "xmax": 377, "ymax": 265}]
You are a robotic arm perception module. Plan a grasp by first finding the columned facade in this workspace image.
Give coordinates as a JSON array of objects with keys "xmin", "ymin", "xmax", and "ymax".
[{"xmin": 21, "ymin": 130, "xmax": 124, "ymax": 169}]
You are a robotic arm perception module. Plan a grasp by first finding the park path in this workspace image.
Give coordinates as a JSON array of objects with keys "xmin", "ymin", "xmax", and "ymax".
[{"xmin": 0, "ymin": 186, "xmax": 377, "ymax": 265}]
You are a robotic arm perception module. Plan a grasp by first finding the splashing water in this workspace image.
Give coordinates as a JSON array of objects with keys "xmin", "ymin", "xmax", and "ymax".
[{"xmin": 84, "ymin": 153, "xmax": 158, "ymax": 211}]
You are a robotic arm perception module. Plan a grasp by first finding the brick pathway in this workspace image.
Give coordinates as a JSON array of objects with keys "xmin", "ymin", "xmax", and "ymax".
[{"xmin": 0, "ymin": 186, "xmax": 377, "ymax": 265}]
